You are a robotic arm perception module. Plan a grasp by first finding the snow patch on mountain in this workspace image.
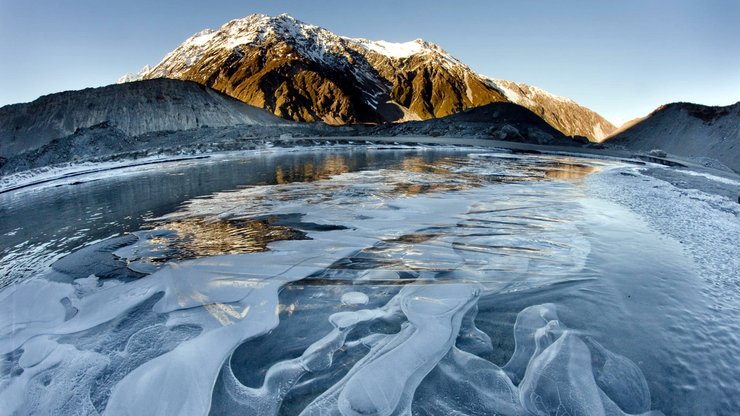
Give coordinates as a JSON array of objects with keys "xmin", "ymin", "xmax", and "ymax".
[
  {"xmin": 116, "ymin": 65, "xmax": 151, "ymax": 84},
  {"xmin": 485, "ymin": 78, "xmax": 575, "ymax": 105},
  {"xmin": 356, "ymin": 39, "xmax": 424, "ymax": 58}
]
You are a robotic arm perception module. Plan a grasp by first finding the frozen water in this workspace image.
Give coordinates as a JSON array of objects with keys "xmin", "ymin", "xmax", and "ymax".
[
  {"xmin": 340, "ymin": 292, "xmax": 369, "ymax": 306},
  {"xmin": 1, "ymin": 147, "xmax": 737, "ymax": 415}
]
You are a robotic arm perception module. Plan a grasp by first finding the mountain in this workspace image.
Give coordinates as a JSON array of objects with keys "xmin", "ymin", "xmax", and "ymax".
[
  {"xmin": 0, "ymin": 79, "xmax": 283, "ymax": 158},
  {"xmin": 127, "ymin": 13, "xmax": 614, "ymax": 141},
  {"xmin": 366, "ymin": 102, "xmax": 575, "ymax": 145},
  {"xmin": 488, "ymin": 79, "xmax": 615, "ymax": 142},
  {"xmin": 605, "ymin": 102, "xmax": 740, "ymax": 172}
]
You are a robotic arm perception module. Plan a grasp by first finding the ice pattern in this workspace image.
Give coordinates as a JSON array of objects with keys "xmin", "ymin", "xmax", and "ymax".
[{"xmin": 0, "ymin": 151, "xmax": 670, "ymax": 415}]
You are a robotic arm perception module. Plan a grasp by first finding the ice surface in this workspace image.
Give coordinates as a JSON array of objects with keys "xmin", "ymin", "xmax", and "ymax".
[
  {"xmin": 0, "ymin": 154, "xmax": 209, "ymax": 195},
  {"xmin": 503, "ymin": 303, "xmax": 560, "ymax": 385},
  {"xmin": 414, "ymin": 347, "xmax": 524, "ymax": 415},
  {"xmin": 340, "ymin": 292, "xmax": 369, "ymax": 306},
  {"xmin": 520, "ymin": 331, "xmax": 604, "ymax": 415},
  {"xmin": 0, "ymin": 151, "xmax": 666, "ymax": 415},
  {"xmin": 586, "ymin": 338, "xmax": 652, "ymax": 414},
  {"xmin": 585, "ymin": 165, "xmax": 740, "ymax": 413},
  {"xmin": 332, "ymin": 284, "xmax": 479, "ymax": 416}
]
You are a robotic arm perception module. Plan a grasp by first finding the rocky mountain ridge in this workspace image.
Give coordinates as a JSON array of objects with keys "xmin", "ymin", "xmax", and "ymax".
[
  {"xmin": 124, "ymin": 13, "xmax": 615, "ymax": 141},
  {"xmin": 489, "ymin": 79, "xmax": 615, "ymax": 142},
  {"xmin": 365, "ymin": 102, "xmax": 575, "ymax": 145},
  {"xmin": 0, "ymin": 79, "xmax": 283, "ymax": 159},
  {"xmin": 605, "ymin": 101, "xmax": 740, "ymax": 172}
]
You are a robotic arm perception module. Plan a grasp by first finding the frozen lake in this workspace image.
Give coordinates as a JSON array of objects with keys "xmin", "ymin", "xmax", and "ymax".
[{"xmin": 1, "ymin": 146, "xmax": 738, "ymax": 415}]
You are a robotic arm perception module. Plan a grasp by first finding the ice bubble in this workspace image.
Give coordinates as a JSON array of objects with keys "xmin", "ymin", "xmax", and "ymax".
[
  {"xmin": 503, "ymin": 303, "xmax": 560, "ymax": 385},
  {"xmin": 341, "ymin": 291, "xmax": 369, "ymax": 306},
  {"xmin": 586, "ymin": 337, "xmax": 652, "ymax": 414},
  {"xmin": 413, "ymin": 347, "xmax": 525, "ymax": 416},
  {"xmin": 519, "ymin": 331, "xmax": 602, "ymax": 416}
]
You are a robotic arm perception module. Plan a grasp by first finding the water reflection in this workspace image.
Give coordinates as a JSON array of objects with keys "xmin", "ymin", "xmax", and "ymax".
[
  {"xmin": 0, "ymin": 149, "xmax": 422, "ymax": 287},
  {"xmin": 542, "ymin": 162, "xmax": 599, "ymax": 180},
  {"xmin": 391, "ymin": 182, "xmax": 472, "ymax": 196},
  {"xmin": 145, "ymin": 217, "xmax": 308, "ymax": 258},
  {"xmin": 146, "ymin": 153, "xmax": 607, "ymax": 269},
  {"xmin": 275, "ymin": 154, "xmax": 350, "ymax": 184},
  {"xmin": 399, "ymin": 156, "xmax": 456, "ymax": 174},
  {"xmin": 0, "ymin": 149, "xmax": 608, "ymax": 289}
]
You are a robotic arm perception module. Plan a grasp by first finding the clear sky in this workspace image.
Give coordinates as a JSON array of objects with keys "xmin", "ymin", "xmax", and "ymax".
[{"xmin": 1, "ymin": 0, "xmax": 738, "ymax": 126}]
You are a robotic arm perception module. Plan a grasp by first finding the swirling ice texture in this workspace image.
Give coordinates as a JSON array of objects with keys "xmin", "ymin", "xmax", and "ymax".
[
  {"xmin": 511, "ymin": 305, "xmax": 661, "ymax": 416},
  {"xmin": 0, "ymin": 173, "xmax": 487, "ymax": 415},
  {"xmin": 0, "ymin": 154, "xmax": 660, "ymax": 415},
  {"xmin": 212, "ymin": 299, "xmax": 659, "ymax": 416},
  {"xmin": 0, "ymin": 246, "xmax": 354, "ymax": 416},
  {"xmin": 301, "ymin": 284, "xmax": 482, "ymax": 416}
]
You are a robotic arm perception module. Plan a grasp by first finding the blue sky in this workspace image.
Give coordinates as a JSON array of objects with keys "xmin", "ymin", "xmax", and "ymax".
[{"xmin": 1, "ymin": 0, "xmax": 738, "ymax": 125}]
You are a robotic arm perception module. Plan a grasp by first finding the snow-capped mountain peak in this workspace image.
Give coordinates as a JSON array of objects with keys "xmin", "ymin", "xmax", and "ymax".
[
  {"xmin": 138, "ymin": 14, "xmax": 466, "ymax": 80},
  {"xmin": 122, "ymin": 14, "xmax": 615, "ymax": 140}
]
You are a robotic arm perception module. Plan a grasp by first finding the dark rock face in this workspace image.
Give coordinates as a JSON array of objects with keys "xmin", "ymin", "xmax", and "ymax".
[
  {"xmin": 0, "ymin": 79, "xmax": 283, "ymax": 158},
  {"xmin": 605, "ymin": 102, "xmax": 740, "ymax": 172},
  {"xmin": 136, "ymin": 14, "xmax": 612, "ymax": 141},
  {"xmin": 682, "ymin": 103, "xmax": 732, "ymax": 124},
  {"xmin": 365, "ymin": 102, "xmax": 575, "ymax": 146}
]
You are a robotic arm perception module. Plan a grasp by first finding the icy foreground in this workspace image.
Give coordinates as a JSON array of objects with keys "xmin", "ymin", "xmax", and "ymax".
[{"xmin": 4, "ymin": 148, "xmax": 736, "ymax": 415}]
